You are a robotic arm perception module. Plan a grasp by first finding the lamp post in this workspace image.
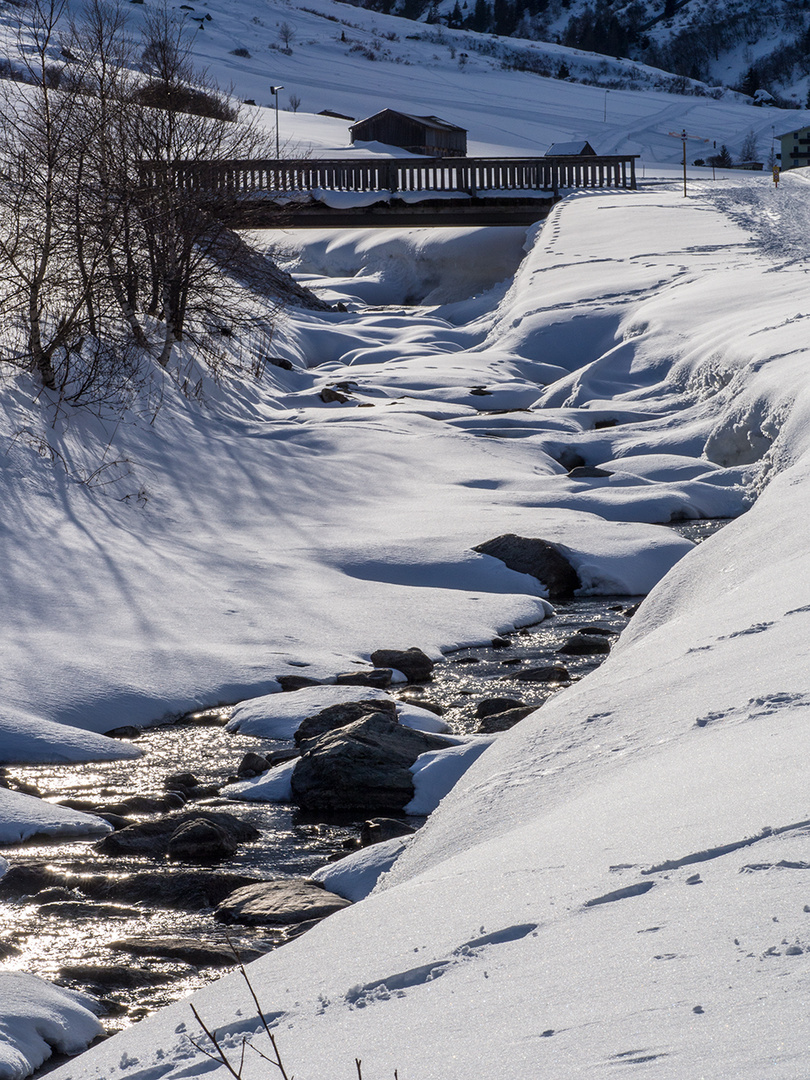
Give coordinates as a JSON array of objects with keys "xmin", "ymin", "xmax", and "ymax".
[
  {"xmin": 270, "ymin": 85, "xmax": 284, "ymax": 157},
  {"xmin": 604, "ymin": 89, "xmax": 609, "ymax": 122}
]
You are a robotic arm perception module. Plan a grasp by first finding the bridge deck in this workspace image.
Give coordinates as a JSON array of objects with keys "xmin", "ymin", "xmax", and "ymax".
[{"xmin": 139, "ymin": 154, "xmax": 639, "ymax": 227}]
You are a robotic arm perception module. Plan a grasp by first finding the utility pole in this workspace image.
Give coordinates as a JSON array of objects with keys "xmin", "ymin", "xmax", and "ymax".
[
  {"xmin": 668, "ymin": 129, "xmax": 710, "ymax": 197},
  {"xmin": 270, "ymin": 85, "xmax": 284, "ymax": 157}
]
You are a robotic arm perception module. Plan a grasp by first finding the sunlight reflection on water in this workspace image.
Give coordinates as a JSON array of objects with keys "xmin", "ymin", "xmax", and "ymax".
[{"xmin": 0, "ymin": 519, "xmax": 729, "ymax": 1043}]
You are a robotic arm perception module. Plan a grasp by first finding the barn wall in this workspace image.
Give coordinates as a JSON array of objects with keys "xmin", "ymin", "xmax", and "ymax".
[{"xmin": 351, "ymin": 114, "xmax": 466, "ymax": 157}]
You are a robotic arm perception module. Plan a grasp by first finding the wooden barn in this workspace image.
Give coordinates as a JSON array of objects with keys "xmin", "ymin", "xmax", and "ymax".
[{"xmin": 349, "ymin": 110, "xmax": 467, "ymax": 157}]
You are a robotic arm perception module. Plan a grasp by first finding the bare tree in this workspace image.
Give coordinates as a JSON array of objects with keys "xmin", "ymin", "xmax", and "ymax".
[
  {"xmin": 288, "ymin": 92, "xmax": 301, "ymax": 112},
  {"xmin": 739, "ymin": 128, "xmax": 759, "ymax": 163},
  {"xmin": 0, "ymin": 0, "xmax": 97, "ymax": 390},
  {"xmin": 127, "ymin": 6, "xmax": 278, "ymax": 369},
  {"xmin": 0, "ymin": 0, "xmax": 282, "ymax": 402},
  {"xmin": 277, "ymin": 21, "xmax": 296, "ymax": 50}
]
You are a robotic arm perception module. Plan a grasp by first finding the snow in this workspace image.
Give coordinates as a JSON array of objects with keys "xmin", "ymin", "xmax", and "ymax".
[
  {"xmin": 225, "ymin": 759, "xmax": 296, "ymax": 803},
  {"xmin": 7, "ymin": 4, "xmax": 810, "ymax": 1076},
  {"xmin": 405, "ymin": 736, "xmax": 494, "ymax": 814},
  {"xmin": 255, "ymin": 223, "xmax": 529, "ymax": 306},
  {"xmin": 38, "ymin": 165, "xmax": 810, "ymax": 1080},
  {"xmin": 226, "ymin": 685, "xmax": 451, "ymax": 740},
  {"xmin": 309, "ymin": 835, "xmax": 413, "ymax": 902},
  {"xmin": 0, "ymin": 710, "xmax": 142, "ymax": 766},
  {"xmin": 0, "ymin": 788, "xmax": 112, "ymax": 844},
  {"xmin": 0, "ymin": 975, "xmax": 103, "ymax": 1080}
]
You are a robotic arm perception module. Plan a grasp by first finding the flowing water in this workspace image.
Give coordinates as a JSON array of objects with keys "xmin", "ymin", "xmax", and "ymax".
[{"xmin": 0, "ymin": 518, "xmax": 726, "ymax": 1050}]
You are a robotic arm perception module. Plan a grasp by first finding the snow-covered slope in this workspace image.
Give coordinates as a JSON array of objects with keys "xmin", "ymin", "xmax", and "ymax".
[
  {"xmin": 4, "ymin": 2, "xmax": 810, "ymax": 1072},
  {"xmin": 1, "ymin": 0, "xmax": 804, "ymax": 163},
  {"xmin": 36, "ymin": 170, "xmax": 810, "ymax": 1080}
]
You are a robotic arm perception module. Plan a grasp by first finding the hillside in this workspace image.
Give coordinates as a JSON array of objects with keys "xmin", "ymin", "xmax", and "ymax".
[
  {"xmin": 0, "ymin": 0, "xmax": 804, "ymax": 165},
  {"xmin": 345, "ymin": 0, "xmax": 810, "ymax": 107}
]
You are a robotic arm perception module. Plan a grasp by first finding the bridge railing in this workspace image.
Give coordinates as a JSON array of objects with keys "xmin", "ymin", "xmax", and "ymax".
[{"xmin": 138, "ymin": 154, "xmax": 638, "ymax": 199}]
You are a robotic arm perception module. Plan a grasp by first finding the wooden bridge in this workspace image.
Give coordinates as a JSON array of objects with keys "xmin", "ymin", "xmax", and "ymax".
[{"xmin": 140, "ymin": 153, "xmax": 639, "ymax": 227}]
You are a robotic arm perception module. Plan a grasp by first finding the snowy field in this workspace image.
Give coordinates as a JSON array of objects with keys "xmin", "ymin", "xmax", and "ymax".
[{"xmin": 4, "ymin": 0, "xmax": 810, "ymax": 1073}]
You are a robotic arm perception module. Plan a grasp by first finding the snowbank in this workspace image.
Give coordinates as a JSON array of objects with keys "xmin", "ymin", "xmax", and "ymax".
[
  {"xmin": 226, "ymin": 685, "xmax": 451, "ymax": 740},
  {"xmin": 255, "ymin": 225, "xmax": 529, "ymax": 305},
  {"xmin": 405, "ymin": 736, "xmax": 494, "ymax": 814},
  {"xmin": 0, "ymin": 975, "xmax": 103, "ymax": 1080},
  {"xmin": 0, "ymin": 788, "xmax": 113, "ymax": 844},
  {"xmin": 0, "ymin": 709, "xmax": 141, "ymax": 765},
  {"xmin": 309, "ymin": 835, "xmax": 413, "ymax": 902},
  {"xmin": 225, "ymin": 759, "xmax": 296, "ymax": 803}
]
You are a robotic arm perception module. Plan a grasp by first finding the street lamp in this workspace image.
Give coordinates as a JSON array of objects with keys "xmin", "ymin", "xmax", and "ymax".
[
  {"xmin": 270, "ymin": 85, "xmax": 284, "ymax": 157},
  {"xmin": 604, "ymin": 89, "xmax": 609, "ymax": 122}
]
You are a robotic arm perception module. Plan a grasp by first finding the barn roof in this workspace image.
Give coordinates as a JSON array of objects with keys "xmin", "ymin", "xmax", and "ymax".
[
  {"xmin": 545, "ymin": 140, "xmax": 597, "ymax": 156},
  {"xmin": 350, "ymin": 109, "xmax": 467, "ymax": 135}
]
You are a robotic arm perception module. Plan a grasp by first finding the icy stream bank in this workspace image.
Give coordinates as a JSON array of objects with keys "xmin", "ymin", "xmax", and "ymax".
[{"xmin": 0, "ymin": 583, "xmax": 671, "ymax": 1050}]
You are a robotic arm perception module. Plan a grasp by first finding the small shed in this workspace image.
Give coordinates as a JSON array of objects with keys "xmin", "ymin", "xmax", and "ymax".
[
  {"xmin": 778, "ymin": 126, "xmax": 810, "ymax": 170},
  {"xmin": 350, "ymin": 110, "xmax": 467, "ymax": 157},
  {"xmin": 545, "ymin": 140, "xmax": 597, "ymax": 156}
]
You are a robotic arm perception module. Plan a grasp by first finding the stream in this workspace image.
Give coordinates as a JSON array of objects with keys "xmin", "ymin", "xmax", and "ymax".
[{"xmin": 0, "ymin": 520, "xmax": 722, "ymax": 1054}]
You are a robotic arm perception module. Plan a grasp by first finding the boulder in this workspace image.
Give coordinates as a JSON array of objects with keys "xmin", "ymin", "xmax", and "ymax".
[
  {"xmin": 291, "ymin": 712, "xmax": 454, "ymax": 812},
  {"xmin": 320, "ymin": 386, "xmax": 350, "ymax": 403},
  {"xmin": 109, "ymin": 936, "xmax": 266, "ymax": 966},
  {"xmin": 0, "ymin": 863, "xmax": 259, "ymax": 910},
  {"xmin": 163, "ymin": 772, "xmax": 200, "ymax": 790},
  {"xmin": 100, "ymin": 794, "xmax": 184, "ymax": 815},
  {"xmin": 167, "ymin": 819, "xmax": 239, "ymax": 863},
  {"xmin": 369, "ymin": 647, "xmax": 434, "ymax": 682},
  {"xmin": 57, "ymin": 964, "xmax": 169, "ymax": 990},
  {"xmin": 360, "ymin": 818, "xmax": 417, "ymax": 846},
  {"xmin": 476, "ymin": 706, "xmax": 536, "ymax": 734},
  {"xmin": 237, "ymin": 751, "xmax": 271, "ymax": 777},
  {"xmin": 558, "ymin": 634, "xmax": 611, "ymax": 656},
  {"xmin": 295, "ymin": 699, "xmax": 397, "ymax": 747},
  {"xmin": 104, "ymin": 725, "xmax": 143, "ymax": 739},
  {"xmin": 475, "ymin": 696, "xmax": 525, "ymax": 720},
  {"xmin": 473, "ymin": 534, "xmax": 581, "ymax": 599},
  {"xmin": 97, "ymin": 810, "xmax": 259, "ymax": 858},
  {"xmin": 511, "ymin": 664, "xmax": 571, "ymax": 682},
  {"xmin": 103, "ymin": 871, "xmax": 259, "ymax": 910},
  {"xmin": 334, "ymin": 669, "xmax": 393, "ymax": 688},
  {"xmin": 266, "ymin": 748, "xmax": 301, "ymax": 767},
  {"xmin": 396, "ymin": 694, "xmax": 445, "ymax": 716},
  {"xmin": 276, "ymin": 675, "xmax": 324, "ymax": 692},
  {"xmin": 215, "ymin": 879, "xmax": 351, "ymax": 926}
]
